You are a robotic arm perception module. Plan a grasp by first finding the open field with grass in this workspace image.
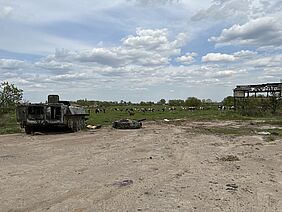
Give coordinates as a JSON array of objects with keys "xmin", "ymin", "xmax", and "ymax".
[
  {"xmin": 0, "ymin": 111, "xmax": 21, "ymax": 134},
  {"xmin": 1, "ymin": 106, "xmax": 282, "ymax": 135},
  {"xmin": 86, "ymin": 106, "xmax": 282, "ymax": 128}
]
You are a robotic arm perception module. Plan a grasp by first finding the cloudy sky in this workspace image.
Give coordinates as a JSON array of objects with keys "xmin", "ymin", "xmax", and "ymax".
[{"xmin": 0, "ymin": 0, "xmax": 281, "ymax": 102}]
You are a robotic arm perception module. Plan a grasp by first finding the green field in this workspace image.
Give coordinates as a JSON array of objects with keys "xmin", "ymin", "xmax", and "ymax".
[
  {"xmin": 0, "ymin": 111, "xmax": 22, "ymax": 134},
  {"xmin": 86, "ymin": 107, "xmax": 241, "ymax": 126},
  {"xmin": 86, "ymin": 105, "xmax": 281, "ymax": 126}
]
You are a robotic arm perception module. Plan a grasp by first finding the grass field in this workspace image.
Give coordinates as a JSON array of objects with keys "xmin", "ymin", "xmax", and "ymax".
[
  {"xmin": 0, "ymin": 111, "xmax": 22, "ymax": 134},
  {"xmin": 86, "ymin": 105, "xmax": 280, "ymax": 126},
  {"xmin": 1, "ymin": 105, "xmax": 281, "ymax": 135}
]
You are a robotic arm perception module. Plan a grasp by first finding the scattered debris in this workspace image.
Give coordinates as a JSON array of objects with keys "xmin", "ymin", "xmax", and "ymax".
[
  {"xmin": 226, "ymin": 183, "xmax": 238, "ymax": 191},
  {"xmin": 86, "ymin": 125, "xmax": 101, "ymax": 129},
  {"xmin": 235, "ymin": 165, "xmax": 240, "ymax": 169},
  {"xmin": 257, "ymin": 131, "xmax": 271, "ymax": 135},
  {"xmin": 113, "ymin": 179, "xmax": 133, "ymax": 187},
  {"xmin": 208, "ymin": 181, "xmax": 218, "ymax": 184},
  {"xmin": 33, "ymin": 132, "xmax": 45, "ymax": 135},
  {"xmin": 218, "ymin": 155, "xmax": 240, "ymax": 162},
  {"xmin": 242, "ymin": 187, "xmax": 253, "ymax": 194},
  {"xmin": 164, "ymin": 119, "xmax": 170, "ymax": 122}
]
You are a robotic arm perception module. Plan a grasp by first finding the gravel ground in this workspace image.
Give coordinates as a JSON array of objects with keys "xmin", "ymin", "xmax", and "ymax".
[{"xmin": 0, "ymin": 121, "xmax": 281, "ymax": 212}]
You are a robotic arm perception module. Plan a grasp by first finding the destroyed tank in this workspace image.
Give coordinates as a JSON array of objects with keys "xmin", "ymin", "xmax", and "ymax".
[
  {"xmin": 16, "ymin": 95, "xmax": 88, "ymax": 134},
  {"xmin": 112, "ymin": 119, "xmax": 143, "ymax": 129}
]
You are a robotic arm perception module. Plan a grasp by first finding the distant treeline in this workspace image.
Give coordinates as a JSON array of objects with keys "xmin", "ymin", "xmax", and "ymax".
[
  {"xmin": 75, "ymin": 95, "xmax": 282, "ymax": 116},
  {"xmin": 75, "ymin": 97, "xmax": 226, "ymax": 108}
]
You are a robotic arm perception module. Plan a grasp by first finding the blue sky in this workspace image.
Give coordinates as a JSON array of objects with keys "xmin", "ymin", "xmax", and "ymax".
[{"xmin": 0, "ymin": 0, "xmax": 281, "ymax": 102}]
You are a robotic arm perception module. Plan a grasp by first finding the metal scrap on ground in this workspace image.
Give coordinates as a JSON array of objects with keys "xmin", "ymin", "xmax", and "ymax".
[
  {"xmin": 112, "ymin": 119, "xmax": 145, "ymax": 129},
  {"xmin": 86, "ymin": 125, "xmax": 102, "ymax": 129}
]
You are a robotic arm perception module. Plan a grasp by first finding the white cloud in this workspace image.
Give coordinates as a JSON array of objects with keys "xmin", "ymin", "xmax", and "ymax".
[
  {"xmin": 191, "ymin": 0, "xmax": 282, "ymax": 22},
  {"xmin": 200, "ymin": 50, "xmax": 257, "ymax": 63},
  {"xmin": 263, "ymin": 67, "xmax": 282, "ymax": 76},
  {"xmin": 0, "ymin": 6, "xmax": 13, "ymax": 19},
  {"xmin": 0, "ymin": 59, "xmax": 27, "ymax": 70},
  {"xmin": 76, "ymin": 48, "xmax": 128, "ymax": 67},
  {"xmin": 46, "ymin": 28, "xmax": 186, "ymax": 68},
  {"xmin": 175, "ymin": 52, "xmax": 197, "ymax": 65},
  {"xmin": 206, "ymin": 69, "xmax": 247, "ymax": 78},
  {"xmin": 122, "ymin": 28, "xmax": 185, "ymax": 52},
  {"xmin": 212, "ymin": 70, "xmax": 237, "ymax": 78},
  {"xmin": 50, "ymin": 72, "xmax": 89, "ymax": 81},
  {"xmin": 202, "ymin": 53, "xmax": 236, "ymax": 62},
  {"xmin": 174, "ymin": 32, "xmax": 189, "ymax": 47},
  {"xmin": 233, "ymin": 50, "xmax": 257, "ymax": 58},
  {"xmin": 35, "ymin": 60, "xmax": 73, "ymax": 73},
  {"xmin": 245, "ymin": 54, "xmax": 282, "ymax": 67},
  {"xmin": 191, "ymin": 0, "xmax": 251, "ymax": 22},
  {"xmin": 209, "ymin": 17, "xmax": 282, "ymax": 48}
]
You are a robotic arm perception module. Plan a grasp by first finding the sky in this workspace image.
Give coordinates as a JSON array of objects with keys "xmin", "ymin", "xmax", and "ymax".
[{"xmin": 0, "ymin": 0, "xmax": 281, "ymax": 102}]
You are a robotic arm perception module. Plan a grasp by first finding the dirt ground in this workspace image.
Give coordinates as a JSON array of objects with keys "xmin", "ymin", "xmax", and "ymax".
[{"xmin": 1, "ymin": 120, "xmax": 282, "ymax": 212}]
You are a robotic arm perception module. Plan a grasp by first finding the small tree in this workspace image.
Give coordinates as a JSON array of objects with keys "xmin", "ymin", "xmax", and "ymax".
[
  {"xmin": 0, "ymin": 82, "xmax": 23, "ymax": 112},
  {"xmin": 268, "ymin": 93, "xmax": 280, "ymax": 114},
  {"xmin": 222, "ymin": 96, "xmax": 234, "ymax": 107},
  {"xmin": 185, "ymin": 97, "xmax": 201, "ymax": 107},
  {"xmin": 168, "ymin": 99, "xmax": 185, "ymax": 106},
  {"xmin": 157, "ymin": 99, "xmax": 166, "ymax": 105}
]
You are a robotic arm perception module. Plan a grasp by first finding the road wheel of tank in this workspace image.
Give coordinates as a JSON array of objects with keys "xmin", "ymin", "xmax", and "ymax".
[{"xmin": 25, "ymin": 126, "xmax": 32, "ymax": 134}]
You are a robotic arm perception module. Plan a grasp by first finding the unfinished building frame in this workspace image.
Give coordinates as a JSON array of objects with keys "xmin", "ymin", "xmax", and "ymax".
[{"xmin": 233, "ymin": 82, "xmax": 282, "ymax": 109}]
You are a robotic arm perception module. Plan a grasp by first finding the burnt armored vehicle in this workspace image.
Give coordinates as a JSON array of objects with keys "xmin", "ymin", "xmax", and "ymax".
[{"xmin": 16, "ymin": 95, "xmax": 88, "ymax": 134}]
